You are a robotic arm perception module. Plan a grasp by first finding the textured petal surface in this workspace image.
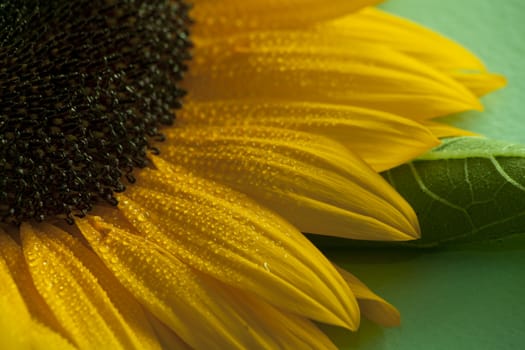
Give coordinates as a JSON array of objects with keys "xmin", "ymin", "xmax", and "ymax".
[
  {"xmin": 20, "ymin": 223, "xmax": 161, "ymax": 350},
  {"xmin": 318, "ymin": 8, "xmax": 506, "ymax": 96},
  {"xmin": 185, "ymin": 33, "xmax": 482, "ymax": 119},
  {"xmin": 0, "ymin": 232, "xmax": 74, "ymax": 350},
  {"xmin": 145, "ymin": 313, "xmax": 192, "ymax": 350},
  {"xmin": 115, "ymin": 156, "xmax": 360, "ymax": 328},
  {"xmin": 180, "ymin": 99, "xmax": 439, "ymax": 171},
  {"xmin": 202, "ymin": 280, "xmax": 339, "ymax": 349},
  {"xmin": 0, "ymin": 241, "xmax": 40, "ymax": 350},
  {"xmin": 320, "ymin": 8, "xmax": 486, "ymax": 71},
  {"xmin": 162, "ymin": 126, "xmax": 419, "ymax": 240},
  {"xmin": 336, "ymin": 266, "xmax": 400, "ymax": 327},
  {"xmin": 0, "ymin": 0, "xmax": 506, "ymax": 347},
  {"xmin": 192, "ymin": 0, "xmax": 381, "ymax": 38},
  {"xmin": 77, "ymin": 215, "xmax": 343, "ymax": 348},
  {"xmin": 0, "ymin": 234, "xmax": 67, "ymax": 340}
]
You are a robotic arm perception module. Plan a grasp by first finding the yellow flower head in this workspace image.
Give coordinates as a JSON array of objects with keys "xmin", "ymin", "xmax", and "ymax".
[{"xmin": 0, "ymin": 0, "xmax": 504, "ymax": 349}]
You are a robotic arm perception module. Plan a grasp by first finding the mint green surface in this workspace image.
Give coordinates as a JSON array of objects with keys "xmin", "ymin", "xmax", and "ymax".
[
  {"xmin": 383, "ymin": 0, "xmax": 525, "ymax": 144},
  {"xmin": 326, "ymin": 1, "xmax": 525, "ymax": 348}
]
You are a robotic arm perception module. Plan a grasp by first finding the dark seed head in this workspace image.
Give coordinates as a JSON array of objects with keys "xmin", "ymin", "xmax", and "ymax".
[{"xmin": 0, "ymin": 0, "xmax": 192, "ymax": 224}]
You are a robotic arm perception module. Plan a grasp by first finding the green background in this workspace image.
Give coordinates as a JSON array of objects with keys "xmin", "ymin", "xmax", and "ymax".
[{"xmin": 326, "ymin": 0, "xmax": 525, "ymax": 348}]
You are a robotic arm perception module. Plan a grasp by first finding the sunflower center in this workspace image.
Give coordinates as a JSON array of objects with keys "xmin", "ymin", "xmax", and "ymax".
[{"xmin": 0, "ymin": 0, "xmax": 191, "ymax": 224}]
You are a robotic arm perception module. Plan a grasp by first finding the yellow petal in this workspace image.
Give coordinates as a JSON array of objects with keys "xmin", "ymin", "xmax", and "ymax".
[
  {"xmin": 0, "ymin": 243, "xmax": 38, "ymax": 350},
  {"xmin": 0, "ymin": 233, "xmax": 74, "ymax": 350},
  {"xmin": 336, "ymin": 267, "xmax": 400, "ymax": 327},
  {"xmin": 185, "ymin": 34, "xmax": 482, "ymax": 119},
  {"xmin": 212, "ymin": 283, "xmax": 338, "ymax": 349},
  {"xmin": 115, "ymin": 157, "xmax": 359, "ymax": 329},
  {"xmin": 162, "ymin": 126, "xmax": 419, "ymax": 240},
  {"xmin": 321, "ymin": 8, "xmax": 485, "ymax": 72},
  {"xmin": 77, "ymin": 216, "xmax": 347, "ymax": 348},
  {"xmin": 20, "ymin": 223, "xmax": 161, "ymax": 350},
  {"xmin": 180, "ymin": 99, "xmax": 439, "ymax": 171},
  {"xmin": 319, "ymin": 8, "xmax": 506, "ymax": 96},
  {"xmin": 422, "ymin": 120, "xmax": 478, "ymax": 138},
  {"xmin": 192, "ymin": 0, "xmax": 381, "ymax": 38},
  {"xmin": 0, "ymin": 234, "xmax": 68, "ymax": 340},
  {"xmin": 145, "ymin": 313, "xmax": 192, "ymax": 350},
  {"xmin": 448, "ymin": 71, "xmax": 507, "ymax": 97},
  {"xmin": 30, "ymin": 322, "xmax": 77, "ymax": 350}
]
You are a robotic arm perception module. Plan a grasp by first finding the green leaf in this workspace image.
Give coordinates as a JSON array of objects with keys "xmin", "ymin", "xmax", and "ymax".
[{"xmin": 312, "ymin": 137, "xmax": 525, "ymax": 248}]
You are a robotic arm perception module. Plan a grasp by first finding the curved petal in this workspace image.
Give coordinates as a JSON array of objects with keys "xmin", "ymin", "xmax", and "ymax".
[
  {"xmin": 185, "ymin": 33, "xmax": 482, "ymax": 119},
  {"xmin": 336, "ymin": 267, "xmax": 400, "ymax": 327},
  {"xmin": 0, "ymin": 233, "xmax": 74, "ymax": 350},
  {"xmin": 422, "ymin": 121, "xmax": 478, "ymax": 138},
  {"xmin": 20, "ymin": 223, "xmax": 161, "ymax": 350},
  {"xmin": 448, "ymin": 72, "xmax": 506, "ymax": 97},
  {"xmin": 192, "ymin": 0, "xmax": 381, "ymax": 38},
  {"xmin": 77, "ymin": 215, "xmax": 344, "ymax": 348},
  {"xmin": 162, "ymin": 126, "xmax": 419, "ymax": 240},
  {"xmin": 110, "ymin": 157, "xmax": 360, "ymax": 329},
  {"xmin": 145, "ymin": 313, "xmax": 192, "ymax": 350},
  {"xmin": 180, "ymin": 99, "xmax": 439, "ymax": 171},
  {"xmin": 321, "ymin": 8, "xmax": 485, "ymax": 72},
  {"xmin": 317, "ymin": 8, "xmax": 506, "ymax": 96},
  {"xmin": 30, "ymin": 322, "xmax": 77, "ymax": 350},
  {"xmin": 0, "ymin": 253, "xmax": 32, "ymax": 350},
  {"xmin": 0, "ymin": 234, "xmax": 68, "ymax": 341},
  {"xmin": 203, "ymin": 278, "xmax": 339, "ymax": 349}
]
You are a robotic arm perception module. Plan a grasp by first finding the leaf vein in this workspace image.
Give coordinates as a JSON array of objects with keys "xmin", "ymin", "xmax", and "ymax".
[
  {"xmin": 490, "ymin": 156, "xmax": 525, "ymax": 192},
  {"xmin": 463, "ymin": 159, "xmax": 475, "ymax": 203},
  {"xmin": 409, "ymin": 163, "xmax": 475, "ymax": 230}
]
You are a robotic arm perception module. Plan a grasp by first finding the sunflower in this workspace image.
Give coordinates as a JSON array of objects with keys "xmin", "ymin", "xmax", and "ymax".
[{"xmin": 0, "ymin": 0, "xmax": 504, "ymax": 349}]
